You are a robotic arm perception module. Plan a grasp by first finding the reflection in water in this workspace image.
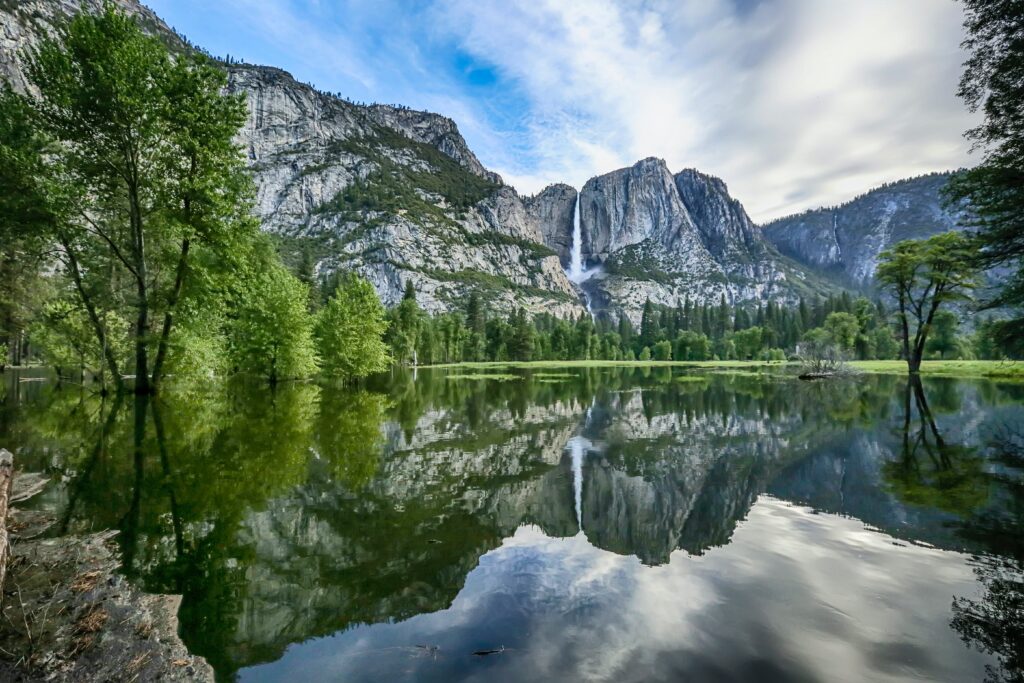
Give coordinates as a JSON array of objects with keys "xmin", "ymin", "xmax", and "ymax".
[
  {"xmin": 568, "ymin": 436, "xmax": 588, "ymax": 531},
  {"xmin": 1, "ymin": 368, "xmax": 1022, "ymax": 682}
]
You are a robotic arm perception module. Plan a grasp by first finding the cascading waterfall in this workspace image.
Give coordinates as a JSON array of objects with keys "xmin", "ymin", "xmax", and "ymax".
[
  {"xmin": 566, "ymin": 193, "xmax": 598, "ymax": 317},
  {"xmin": 567, "ymin": 194, "xmax": 588, "ymax": 283}
]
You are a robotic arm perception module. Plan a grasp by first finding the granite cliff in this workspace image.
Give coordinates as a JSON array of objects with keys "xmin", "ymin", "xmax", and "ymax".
[
  {"xmin": 0, "ymin": 0, "xmax": 586, "ymax": 317},
  {"xmin": 761, "ymin": 172, "xmax": 963, "ymax": 287}
]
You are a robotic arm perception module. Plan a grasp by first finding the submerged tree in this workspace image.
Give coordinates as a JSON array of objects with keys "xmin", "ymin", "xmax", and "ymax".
[
  {"xmin": 876, "ymin": 232, "xmax": 978, "ymax": 373},
  {"xmin": 230, "ymin": 262, "xmax": 318, "ymax": 384},
  {"xmin": 946, "ymin": 0, "xmax": 1024, "ymax": 356},
  {"xmin": 314, "ymin": 273, "xmax": 390, "ymax": 381},
  {"xmin": 13, "ymin": 4, "xmax": 253, "ymax": 393}
]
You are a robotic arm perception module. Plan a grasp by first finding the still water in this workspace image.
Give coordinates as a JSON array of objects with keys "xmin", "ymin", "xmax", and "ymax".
[{"xmin": 2, "ymin": 367, "xmax": 1022, "ymax": 682}]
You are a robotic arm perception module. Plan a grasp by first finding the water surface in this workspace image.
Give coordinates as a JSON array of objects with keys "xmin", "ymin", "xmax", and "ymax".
[{"xmin": 2, "ymin": 367, "xmax": 1021, "ymax": 682}]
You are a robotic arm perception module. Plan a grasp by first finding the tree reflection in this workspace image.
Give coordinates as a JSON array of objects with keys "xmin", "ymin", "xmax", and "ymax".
[
  {"xmin": 879, "ymin": 377, "xmax": 1023, "ymax": 683},
  {"xmin": 883, "ymin": 376, "xmax": 987, "ymax": 515},
  {"xmin": 950, "ymin": 427, "xmax": 1024, "ymax": 683}
]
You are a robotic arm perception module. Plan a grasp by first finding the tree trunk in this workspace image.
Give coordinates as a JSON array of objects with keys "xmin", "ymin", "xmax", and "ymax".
[
  {"xmin": 0, "ymin": 449, "xmax": 13, "ymax": 595},
  {"xmin": 908, "ymin": 350, "xmax": 922, "ymax": 374},
  {"xmin": 61, "ymin": 236, "xmax": 124, "ymax": 392},
  {"xmin": 151, "ymin": 238, "xmax": 191, "ymax": 391},
  {"xmin": 128, "ymin": 182, "xmax": 151, "ymax": 395}
]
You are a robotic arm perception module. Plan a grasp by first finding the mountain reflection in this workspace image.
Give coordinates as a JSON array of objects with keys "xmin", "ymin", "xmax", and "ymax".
[{"xmin": 1, "ymin": 368, "xmax": 1021, "ymax": 680}]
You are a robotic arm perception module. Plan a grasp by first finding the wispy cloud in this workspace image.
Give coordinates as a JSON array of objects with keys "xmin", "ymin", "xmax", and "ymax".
[{"xmin": 147, "ymin": 0, "xmax": 977, "ymax": 220}]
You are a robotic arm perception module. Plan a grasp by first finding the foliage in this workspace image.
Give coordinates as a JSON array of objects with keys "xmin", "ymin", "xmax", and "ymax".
[
  {"xmin": 387, "ymin": 280, "xmax": 422, "ymax": 365},
  {"xmin": 877, "ymin": 232, "xmax": 979, "ymax": 372},
  {"xmin": 945, "ymin": 0, "xmax": 1024, "ymax": 357},
  {"xmin": 6, "ymin": 3, "xmax": 254, "ymax": 392},
  {"xmin": 229, "ymin": 262, "xmax": 319, "ymax": 382},
  {"xmin": 315, "ymin": 273, "xmax": 391, "ymax": 381},
  {"xmin": 798, "ymin": 327, "xmax": 848, "ymax": 375}
]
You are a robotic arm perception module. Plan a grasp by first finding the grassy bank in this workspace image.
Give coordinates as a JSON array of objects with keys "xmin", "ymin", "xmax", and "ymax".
[
  {"xmin": 848, "ymin": 360, "xmax": 1024, "ymax": 379},
  {"xmin": 424, "ymin": 359, "xmax": 1024, "ymax": 380}
]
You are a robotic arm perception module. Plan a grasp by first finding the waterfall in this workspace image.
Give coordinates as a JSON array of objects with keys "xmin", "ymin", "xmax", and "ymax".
[
  {"xmin": 569, "ymin": 436, "xmax": 585, "ymax": 530},
  {"xmin": 568, "ymin": 404, "xmax": 594, "ymax": 532},
  {"xmin": 567, "ymin": 194, "xmax": 594, "ymax": 284}
]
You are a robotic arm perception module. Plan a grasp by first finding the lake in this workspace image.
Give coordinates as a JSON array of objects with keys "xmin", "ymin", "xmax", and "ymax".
[{"xmin": 2, "ymin": 366, "xmax": 1022, "ymax": 682}]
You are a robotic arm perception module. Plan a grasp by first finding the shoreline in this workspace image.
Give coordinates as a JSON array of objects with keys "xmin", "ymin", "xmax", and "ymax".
[{"xmin": 0, "ymin": 467, "xmax": 212, "ymax": 682}]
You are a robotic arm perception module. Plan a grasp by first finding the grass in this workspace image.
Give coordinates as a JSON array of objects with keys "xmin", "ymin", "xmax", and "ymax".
[
  {"xmin": 428, "ymin": 359, "xmax": 1024, "ymax": 380},
  {"xmin": 444, "ymin": 373, "xmax": 520, "ymax": 381},
  {"xmin": 430, "ymin": 360, "xmax": 787, "ymax": 370},
  {"xmin": 849, "ymin": 360, "xmax": 1024, "ymax": 379}
]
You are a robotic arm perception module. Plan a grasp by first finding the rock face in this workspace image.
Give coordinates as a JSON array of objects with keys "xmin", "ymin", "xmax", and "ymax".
[
  {"xmin": 761, "ymin": 173, "xmax": 962, "ymax": 287},
  {"xmin": 227, "ymin": 64, "xmax": 584, "ymax": 315},
  {"xmin": 0, "ymin": 0, "xmax": 586, "ymax": 318},
  {"xmin": 524, "ymin": 184, "xmax": 578, "ymax": 267},
  {"xmin": 576, "ymin": 158, "xmax": 827, "ymax": 321}
]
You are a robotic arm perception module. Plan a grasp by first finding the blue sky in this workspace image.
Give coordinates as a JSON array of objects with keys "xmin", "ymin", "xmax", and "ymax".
[{"xmin": 147, "ymin": 0, "xmax": 978, "ymax": 222}]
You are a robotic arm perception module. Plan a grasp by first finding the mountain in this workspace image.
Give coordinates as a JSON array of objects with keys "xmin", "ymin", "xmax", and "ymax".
[
  {"xmin": 761, "ymin": 172, "xmax": 964, "ymax": 287},
  {"xmin": 551, "ymin": 158, "xmax": 831, "ymax": 321},
  {"xmin": 0, "ymin": 1, "xmax": 973, "ymax": 323},
  {"xmin": 0, "ymin": 0, "xmax": 587, "ymax": 318}
]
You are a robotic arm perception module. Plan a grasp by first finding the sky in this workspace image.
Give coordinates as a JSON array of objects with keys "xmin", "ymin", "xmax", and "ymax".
[{"xmin": 146, "ymin": 0, "xmax": 979, "ymax": 223}]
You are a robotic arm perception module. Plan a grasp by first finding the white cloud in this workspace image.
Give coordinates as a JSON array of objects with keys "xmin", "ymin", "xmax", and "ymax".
[{"xmin": 433, "ymin": 0, "xmax": 978, "ymax": 221}]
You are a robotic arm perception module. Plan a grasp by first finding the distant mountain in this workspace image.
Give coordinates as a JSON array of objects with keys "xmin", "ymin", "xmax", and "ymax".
[
  {"xmin": 761, "ymin": 172, "xmax": 965, "ymax": 288},
  {"xmin": 540, "ymin": 158, "xmax": 836, "ymax": 321}
]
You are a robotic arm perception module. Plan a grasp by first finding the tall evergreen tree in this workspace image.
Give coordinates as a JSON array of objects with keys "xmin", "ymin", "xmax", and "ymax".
[{"xmin": 945, "ymin": 0, "xmax": 1024, "ymax": 354}]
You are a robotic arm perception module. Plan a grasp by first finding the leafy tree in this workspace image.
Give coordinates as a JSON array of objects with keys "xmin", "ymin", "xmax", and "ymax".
[
  {"xmin": 732, "ymin": 326, "xmax": 763, "ymax": 360},
  {"xmin": 638, "ymin": 346, "xmax": 652, "ymax": 361},
  {"xmin": 973, "ymin": 317, "xmax": 1004, "ymax": 359},
  {"xmin": 389, "ymin": 280, "xmax": 422, "ymax": 365},
  {"xmin": 925, "ymin": 310, "xmax": 961, "ymax": 359},
  {"xmin": 652, "ymin": 340, "xmax": 672, "ymax": 361},
  {"xmin": 823, "ymin": 312, "xmax": 860, "ymax": 354},
  {"xmin": 15, "ymin": 4, "xmax": 253, "ymax": 393},
  {"xmin": 946, "ymin": 0, "xmax": 1024, "ymax": 355},
  {"xmin": 230, "ymin": 263, "xmax": 318, "ymax": 383},
  {"xmin": 876, "ymin": 233, "xmax": 978, "ymax": 373},
  {"xmin": 872, "ymin": 326, "xmax": 901, "ymax": 360},
  {"xmin": 315, "ymin": 273, "xmax": 390, "ymax": 381}
]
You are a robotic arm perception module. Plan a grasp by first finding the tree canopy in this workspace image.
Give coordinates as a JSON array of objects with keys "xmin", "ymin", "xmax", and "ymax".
[{"xmin": 876, "ymin": 232, "xmax": 978, "ymax": 373}]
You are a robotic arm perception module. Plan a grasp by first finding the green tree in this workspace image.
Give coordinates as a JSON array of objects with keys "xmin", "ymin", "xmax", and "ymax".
[
  {"xmin": 876, "ymin": 233, "xmax": 978, "ymax": 373},
  {"xmin": 230, "ymin": 262, "xmax": 318, "ymax": 383},
  {"xmin": 652, "ymin": 340, "xmax": 672, "ymax": 361},
  {"xmin": 17, "ymin": 5, "xmax": 253, "ymax": 393},
  {"xmin": 389, "ymin": 280, "xmax": 422, "ymax": 365},
  {"xmin": 823, "ymin": 312, "xmax": 859, "ymax": 354},
  {"xmin": 314, "ymin": 273, "xmax": 390, "ymax": 381},
  {"xmin": 925, "ymin": 310, "xmax": 961, "ymax": 359},
  {"xmin": 872, "ymin": 326, "xmax": 901, "ymax": 360},
  {"xmin": 945, "ymin": 0, "xmax": 1024, "ymax": 355},
  {"xmin": 732, "ymin": 326, "xmax": 763, "ymax": 360},
  {"xmin": 506, "ymin": 308, "xmax": 535, "ymax": 361},
  {"xmin": 639, "ymin": 299, "xmax": 657, "ymax": 350}
]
